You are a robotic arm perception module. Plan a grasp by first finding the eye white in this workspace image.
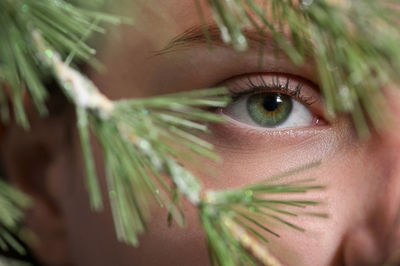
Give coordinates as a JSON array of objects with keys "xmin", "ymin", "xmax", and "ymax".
[{"xmin": 224, "ymin": 94, "xmax": 314, "ymax": 129}]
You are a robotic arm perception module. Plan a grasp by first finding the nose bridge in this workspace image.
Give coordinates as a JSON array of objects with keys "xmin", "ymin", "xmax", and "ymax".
[
  {"xmin": 377, "ymin": 90, "xmax": 400, "ymax": 229},
  {"xmin": 342, "ymin": 111, "xmax": 400, "ymax": 265},
  {"xmin": 374, "ymin": 86, "xmax": 400, "ymax": 229},
  {"xmin": 377, "ymin": 125, "xmax": 400, "ymax": 262},
  {"xmin": 340, "ymin": 73, "xmax": 400, "ymax": 266},
  {"xmin": 365, "ymin": 108, "xmax": 400, "ymax": 263},
  {"xmin": 372, "ymin": 152, "xmax": 400, "ymax": 252}
]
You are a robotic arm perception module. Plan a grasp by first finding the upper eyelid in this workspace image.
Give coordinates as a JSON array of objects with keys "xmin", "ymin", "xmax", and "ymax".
[
  {"xmin": 223, "ymin": 73, "xmax": 320, "ymax": 106},
  {"xmin": 231, "ymin": 85, "xmax": 316, "ymax": 106}
]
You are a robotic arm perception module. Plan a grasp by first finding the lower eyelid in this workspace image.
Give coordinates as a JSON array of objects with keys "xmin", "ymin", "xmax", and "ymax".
[
  {"xmin": 219, "ymin": 109, "xmax": 328, "ymax": 133},
  {"xmin": 208, "ymin": 110, "xmax": 333, "ymax": 151}
]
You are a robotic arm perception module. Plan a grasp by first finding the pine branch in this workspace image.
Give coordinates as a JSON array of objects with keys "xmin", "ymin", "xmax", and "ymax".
[
  {"xmin": 0, "ymin": 181, "xmax": 30, "ymax": 257},
  {"xmin": 30, "ymin": 29, "xmax": 324, "ymax": 262},
  {"xmin": 0, "ymin": 257, "xmax": 31, "ymax": 266},
  {"xmin": 200, "ymin": 162, "xmax": 325, "ymax": 265},
  {"xmin": 30, "ymin": 28, "xmax": 229, "ymax": 245},
  {"xmin": 0, "ymin": 0, "xmax": 126, "ymax": 128}
]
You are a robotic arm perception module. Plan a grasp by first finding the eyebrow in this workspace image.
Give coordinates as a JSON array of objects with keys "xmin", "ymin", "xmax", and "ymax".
[
  {"xmin": 156, "ymin": 24, "xmax": 315, "ymax": 63},
  {"xmin": 156, "ymin": 24, "xmax": 280, "ymax": 55}
]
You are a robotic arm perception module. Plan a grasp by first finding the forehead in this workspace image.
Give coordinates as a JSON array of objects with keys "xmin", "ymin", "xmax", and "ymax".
[
  {"xmin": 125, "ymin": 0, "xmax": 283, "ymax": 52},
  {"xmin": 93, "ymin": 1, "xmax": 317, "ymax": 99}
]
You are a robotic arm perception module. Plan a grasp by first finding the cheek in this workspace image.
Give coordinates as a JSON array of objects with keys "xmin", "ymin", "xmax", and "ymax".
[
  {"xmin": 198, "ymin": 117, "xmax": 378, "ymax": 265},
  {"xmin": 203, "ymin": 118, "xmax": 356, "ymax": 189}
]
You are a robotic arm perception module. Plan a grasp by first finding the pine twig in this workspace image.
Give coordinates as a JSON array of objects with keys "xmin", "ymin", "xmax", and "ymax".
[
  {"xmin": 0, "ymin": 181, "xmax": 30, "ymax": 256},
  {"xmin": 200, "ymin": 162, "xmax": 326, "ymax": 266}
]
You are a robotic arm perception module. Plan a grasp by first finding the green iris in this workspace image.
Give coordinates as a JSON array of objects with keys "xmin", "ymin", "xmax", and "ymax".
[{"xmin": 246, "ymin": 93, "xmax": 293, "ymax": 127}]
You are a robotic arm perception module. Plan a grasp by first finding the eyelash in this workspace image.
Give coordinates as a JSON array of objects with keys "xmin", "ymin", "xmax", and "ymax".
[{"xmin": 228, "ymin": 74, "xmax": 317, "ymax": 106}]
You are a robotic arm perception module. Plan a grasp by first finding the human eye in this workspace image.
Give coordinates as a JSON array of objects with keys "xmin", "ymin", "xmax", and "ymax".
[{"xmin": 220, "ymin": 73, "xmax": 326, "ymax": 131}]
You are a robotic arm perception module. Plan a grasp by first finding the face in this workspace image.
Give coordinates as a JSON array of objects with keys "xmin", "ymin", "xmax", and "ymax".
[{"xmin": 5, "ymin": 1, "xmax": 400, "ymax": 266}]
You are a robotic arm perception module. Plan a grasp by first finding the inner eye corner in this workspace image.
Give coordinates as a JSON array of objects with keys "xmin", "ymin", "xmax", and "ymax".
[{"xmin": 313, "ymin": 115, "xmax": 329, "ymax": 127}]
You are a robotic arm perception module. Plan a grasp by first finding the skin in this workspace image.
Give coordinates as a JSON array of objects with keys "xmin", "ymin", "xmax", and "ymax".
[{"xmin": 2, "ymin": 1, "xmax": 400, "ymax": 265}]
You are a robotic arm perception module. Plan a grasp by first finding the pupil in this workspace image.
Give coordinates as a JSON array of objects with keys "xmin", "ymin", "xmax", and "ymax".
[
  {"xmin": 262, "ymin": 95, "xmax": 281, "ymax": 111},
  {"xmin": 246, "ymin": 92, "xmax": 292, "ymax": 127}
]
